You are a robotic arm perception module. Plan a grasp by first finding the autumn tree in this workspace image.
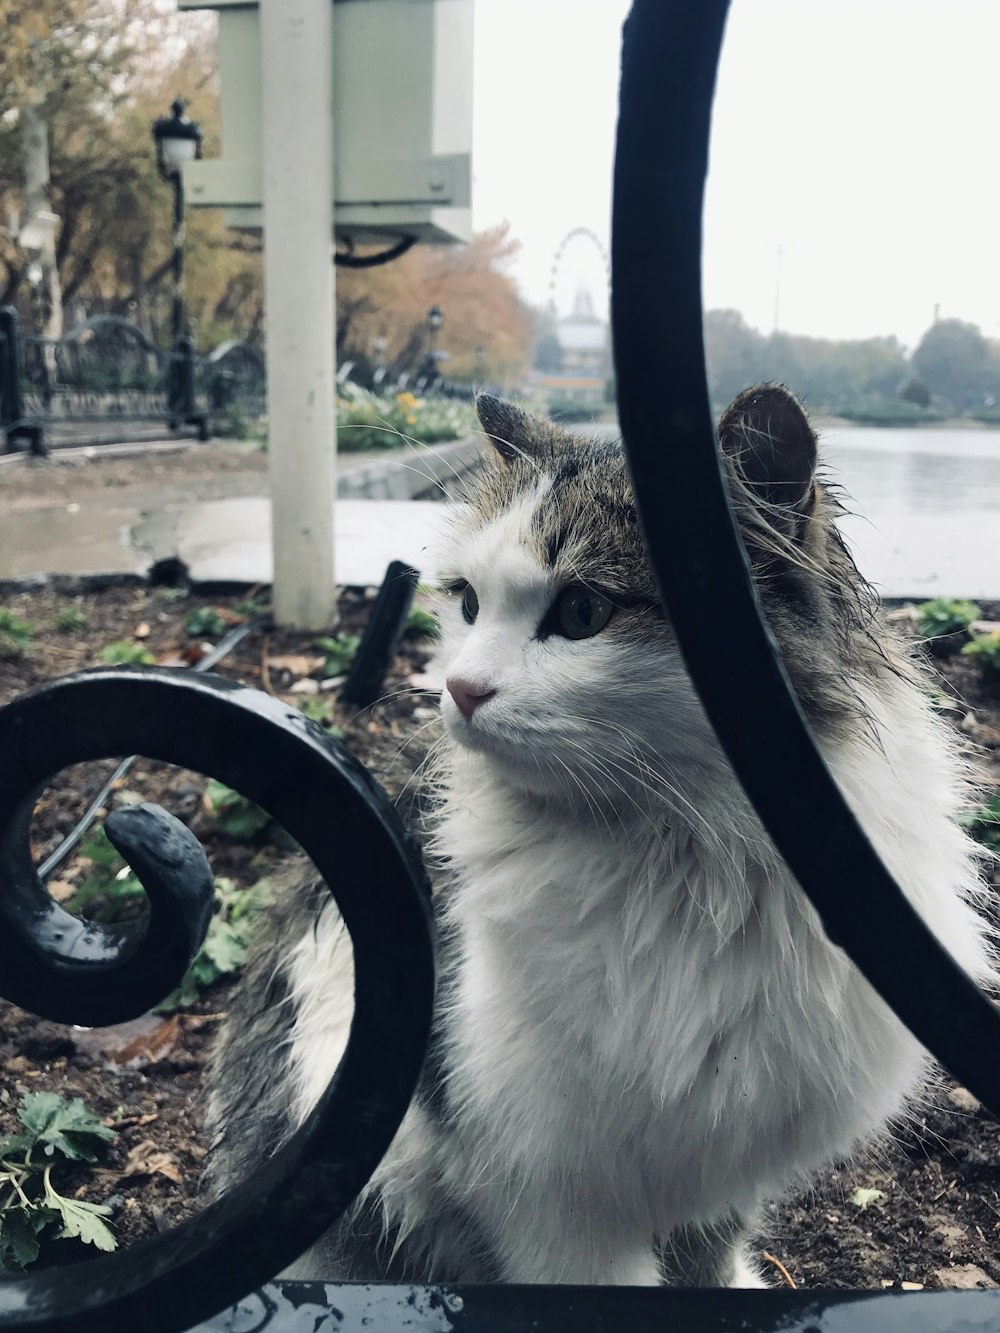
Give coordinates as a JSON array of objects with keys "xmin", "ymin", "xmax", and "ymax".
[
  {"xmin": 0, "ymin": 1, "xmax": 263, "ymax": 343},
  {"xmin": 336, "ymin": 224, "xmax": 531, "ymax": 385}
]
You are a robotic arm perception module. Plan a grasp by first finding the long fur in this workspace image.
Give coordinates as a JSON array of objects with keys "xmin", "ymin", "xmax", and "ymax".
[{"xmin": 205, "ymin": 386, "xmax": 994, "ymax": 1288}]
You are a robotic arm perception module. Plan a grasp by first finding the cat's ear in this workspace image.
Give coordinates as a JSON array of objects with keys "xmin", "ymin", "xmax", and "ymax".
[
  {"xmin": 476, "ymin": 394, "xmax": 553, "ymax": 465},
  {"xmin": 717, "ymin": 384, "xmax": 818, "ymax": 529}
]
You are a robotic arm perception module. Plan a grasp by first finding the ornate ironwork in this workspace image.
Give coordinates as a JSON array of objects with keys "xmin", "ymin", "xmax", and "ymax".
[
  {"xmin": 612, "ymin": 0, "xmax": 1000, "ymax": 1117},
  {"xmin": 0, "ymin": 1, "xmax": 996, "ymax": 1327},
  {"xmin": 184, "ymin": 1280, "xmax": 1000, "ymax": 1332},
  {"xmin": 0, "ymin": 668, "xmax": 435, "ymax": 1332},
  {"xmin": 202, "ymin": 339, "xmax": 267, "ymax": 417},
  {"xmin": 2, "ymin": 312, "xmax": 264, "ymax": 451}
]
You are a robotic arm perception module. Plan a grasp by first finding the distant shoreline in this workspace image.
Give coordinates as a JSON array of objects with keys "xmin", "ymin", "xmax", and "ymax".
[{"xmin": 814, "ymin": 414, "xmax": 1000, "ymax": 431}]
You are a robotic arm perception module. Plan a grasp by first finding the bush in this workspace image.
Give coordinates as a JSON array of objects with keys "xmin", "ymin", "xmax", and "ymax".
[
  {"xmin": 837, "ymin": 397, "xmax": 947, "ymax": 426},
  {"xmin": 961, "ymin": 630, "xmax": 1000, "ymax": 684},
  {"xmin": 916, "ymin": 598, "xmax": 982, "ymax": 651},
  {"xmin": 336, "ymin": 386, "xmax": 475, "ymax": 452}
]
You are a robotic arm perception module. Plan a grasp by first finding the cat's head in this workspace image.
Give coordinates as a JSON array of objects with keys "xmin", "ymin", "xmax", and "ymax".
[{"xmin": 435, "ymin": 387, "xmax": 883, "ymax": 814}]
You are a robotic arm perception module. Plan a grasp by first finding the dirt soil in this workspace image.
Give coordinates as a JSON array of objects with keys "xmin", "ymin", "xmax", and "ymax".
[{"xmin": 0, "ymin": 578, "xmax": 999, "ymax": 1291}]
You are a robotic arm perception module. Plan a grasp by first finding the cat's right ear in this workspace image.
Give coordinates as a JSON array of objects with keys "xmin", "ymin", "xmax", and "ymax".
[
  {"xmin": 716, "ymin": 384, "xmax": 819, "ymax": 538},
  {"xmin": 476, "ymin": 395, "xmax": 547, "ymax": 465}
]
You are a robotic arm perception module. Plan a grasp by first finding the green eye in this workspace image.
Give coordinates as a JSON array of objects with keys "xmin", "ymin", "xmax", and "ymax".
[
  {"xmin": 461, "ymin": 585, "xmax": 479, "ymax": 625},
  {"xmin": 554, "ymin": 584, "xmax": 614, "ymax": 640}
]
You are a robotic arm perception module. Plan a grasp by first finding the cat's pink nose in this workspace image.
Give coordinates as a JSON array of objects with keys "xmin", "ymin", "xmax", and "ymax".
[{"xmin": 447, "ymin": 677, "xmax": 496, "ymax": 719}]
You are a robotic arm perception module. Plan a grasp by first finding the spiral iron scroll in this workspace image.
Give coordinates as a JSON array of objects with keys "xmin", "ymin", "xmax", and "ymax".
[
  {"xmin": 612, "ymin": 0, "xmax": 1000, "ymax": 1116},
  {"xmin": 0, "ymin": 668, "xmax": 435, "ymax": 1333}
]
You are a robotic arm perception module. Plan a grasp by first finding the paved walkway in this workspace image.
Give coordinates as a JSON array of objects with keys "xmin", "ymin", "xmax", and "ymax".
[{"xmin": 0, "ymin": 438, "xmax": 476, "ymax": 588}]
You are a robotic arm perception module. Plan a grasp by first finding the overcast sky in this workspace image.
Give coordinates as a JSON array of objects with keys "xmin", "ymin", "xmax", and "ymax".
[{"xmin": 472, "ymin": 0, "xmax": 1000, "ymax": 350}]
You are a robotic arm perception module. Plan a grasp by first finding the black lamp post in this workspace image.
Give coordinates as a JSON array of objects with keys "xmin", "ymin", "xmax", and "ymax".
[
  {"xmin": 153, "ymin": 98, "xmax": 207, "ymax": 436},
  {"xmin": 422, "ymin": 305, "xmax": 444, "ymax": 389}
]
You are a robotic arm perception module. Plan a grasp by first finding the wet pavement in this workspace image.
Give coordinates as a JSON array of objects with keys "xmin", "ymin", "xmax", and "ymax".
[{"xmin": 0, "ymin": 439, "xmax": 474, "ymax": 589}]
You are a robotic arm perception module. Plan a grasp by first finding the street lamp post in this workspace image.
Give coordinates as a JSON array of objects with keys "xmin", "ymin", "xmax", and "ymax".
[
  {"xmin": 153, "ymin": 99, "xmax": 208, "ymax": 439},
  {"xmin": 422, "ymin": 304, "xmax": 444, "ymax": 390}
]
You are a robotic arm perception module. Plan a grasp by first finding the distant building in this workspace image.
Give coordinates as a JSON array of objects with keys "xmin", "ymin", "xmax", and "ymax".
[{"xmin": 538, "ymin": 285, "xmax": 609, "ymax": 406}]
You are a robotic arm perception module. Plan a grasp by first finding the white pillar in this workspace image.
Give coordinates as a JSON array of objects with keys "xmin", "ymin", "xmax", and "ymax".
[{"xmin": 260, "ymin": 0, "xmax": 337, "ymax": 629}]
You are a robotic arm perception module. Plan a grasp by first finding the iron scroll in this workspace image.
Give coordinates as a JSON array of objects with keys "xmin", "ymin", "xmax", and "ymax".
[
  {"xmin": 611, "ymin": 0, "xmax": 1000, "ymax": 1115},
  {"xmin": 0, "ymin": 668, "xmax": 435, "ymax": 1333}
]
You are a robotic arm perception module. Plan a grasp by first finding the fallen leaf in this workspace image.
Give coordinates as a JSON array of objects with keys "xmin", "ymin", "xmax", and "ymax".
[
  {"xmin": 119, "ymin": 1139, "xmax": 183, "ymax": 1185},
  {"xmin": 133, "ymin": 622, "xmax": 151, "ymax": 639},
  {"xmin": 900, "ymin": 1281, "xmax": 924, "ymax": 1291},
  {"xmin": 47, "ymin": 879, "xmax": 76, "ymax": 903},
  {"xmin": 108, "ymin": 1015, "xmax": 180, "ymax": 1068},
  {"xmin": 267, "ymin": 654, "xmax": 324, "ymax": 678},
  {"xmin": 850, "ymin": 1187, "xmax": 886, "ymax": 1211},
  {"xmin": 934, "ymin": 1264, "xmax": 995, "ymax": 1289}
]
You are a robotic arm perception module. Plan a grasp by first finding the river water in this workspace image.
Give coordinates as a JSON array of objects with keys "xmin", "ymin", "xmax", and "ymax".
[
  {"xmin": 820, "ymin": 427, "xmax": 1000, "ymax": 601},
  {"xmin": 582, "ymin": 423, "xmax": 1000, "ymax": 601}
]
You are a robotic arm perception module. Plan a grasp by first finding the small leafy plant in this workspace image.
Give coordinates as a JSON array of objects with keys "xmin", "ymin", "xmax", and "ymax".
[
  {"xmin": 916, "ymin": 598, "xmax": 982, "ymax": 643},
  {"xmin": 0, "ymin": 1092, "xmax": 117, "ymax": 1271},
  {"xmin": 54, "ymin": 605, "xmax": 88, "ymax": 633},
  {"xmin": 67, "ymin": 828, "xmax": 146, "ymax": 923},
  {"xmin": 296, "ymin": 696, "xmax": 345, "ymax": 736},
  {"xmin": 961, "ymin": 630, "xmax": 1000, "ymax": 684},
  {"xmin": 203, "ymin": 779, "xmax": 273, "ymax": 841},
  {"xmin": 0, "ymin": 608, "xmax": 34, "ymax": 659},
  {"xmin": 98, "ymin": 641, "xmax": 155, "ymax": 666},
  {"xmin": 314, "ymin": 633, "xmax": 360, "ymax": 678},
  {"xmin": 156, "ymin": 875, "xmax": 272, "ymax": 1012},
  {"xmin": 184, "ymin": 607, "xmax": 226, "ymax": 640}
]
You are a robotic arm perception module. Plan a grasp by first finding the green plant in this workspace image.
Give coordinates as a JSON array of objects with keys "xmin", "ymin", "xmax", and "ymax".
[
  {"xmin": 98, "ymin": 641, "xmax": 155, "ymax": 666},
  {"xmin": 54, "ymin": 605, "xmax": 89, "ymax": 633},
  {"xmin": 916, "ymin": 598, "xmax": 982, "ymax": 640},
  {"xmin": 0, "ymin": 608, "xmax": 35, "ymax": 659},
  {"xmin": 185, "ymin": 606, "xmax": 226, "ymax": 639},
  {"xmin": 960, "ymin": 795, "xmax": 1000, "ymax": 850},
  {"xmin": 404, "ymin": 606, "xmax": 440, "ymax": 639},
  {"xmin": 0, "ymin": 1092, "xmax": 117, "ymax": 1270},
  {"xmin": 67, "ymin": 828, "xmax": 146, "ymax": 923},
  {"xmin": 203, "ymin": 779, "xmax": 273, "ymax": 840},
  {"xmin": 336, "ymin": 386, "xmax": 475, "ymax": 453},
  {"xmin": 961, "ymin": 630, "xmax": 1000, "ymax": 682},
  {"xmin": 155, "ymin": 876, "xmax": 273, "ymax": 1011},
  {"xmin": 314, "ymin": 633, "xmax": 360, "ymax": 678},
  {"xmin": 295, "ymin": 697, "xmax": 344, "ymax": 736},
  {"xmin": 234, "ymin": 592, "xmax": 271, "ymax": 617}
]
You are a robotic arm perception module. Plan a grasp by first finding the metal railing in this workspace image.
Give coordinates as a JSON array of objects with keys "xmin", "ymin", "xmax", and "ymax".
[
  {"xmin": 0, "ymin": 310, "xmax": 266, "ymax": 454},
  {"xmin": 0, "ymin": 1, "xmax": 997, "ymax": 1329}
]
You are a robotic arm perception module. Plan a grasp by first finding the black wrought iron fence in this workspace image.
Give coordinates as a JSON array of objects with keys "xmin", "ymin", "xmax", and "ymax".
[
  {"xmin": 0, "ymin": 1, "xmax": 997, "ymax": 1331},
  {"xmin": 0, "ymin": 309, "xmax": 267, "ymax": 455}
]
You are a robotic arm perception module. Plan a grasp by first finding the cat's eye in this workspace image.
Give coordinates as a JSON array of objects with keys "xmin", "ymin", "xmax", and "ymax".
[
  {"xmin": 554, "ymin": 584, "xmax": 614, "ymax": 640},
  {"xmin": 461, "ymin": 585, "xmax": 479, "ymax": 625}
]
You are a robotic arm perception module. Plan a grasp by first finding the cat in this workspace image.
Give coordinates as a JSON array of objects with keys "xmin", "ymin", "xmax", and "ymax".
[{"xmin": 204, "ymin": 385, "xmax": 994, "ymax": 1288}]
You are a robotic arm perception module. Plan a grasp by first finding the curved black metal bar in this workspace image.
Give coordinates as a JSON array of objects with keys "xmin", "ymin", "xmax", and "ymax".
[
  {"xmin": 0, "ymin": 667, "xmax": 435, "ymax": 1333},
  {"xmin": 0, "ymin": 790, "xmax": 214, "ymax": 1026},
  {"xmin": 611, "ymin": 0, "xmax": 1000, "ymax": 1116}
]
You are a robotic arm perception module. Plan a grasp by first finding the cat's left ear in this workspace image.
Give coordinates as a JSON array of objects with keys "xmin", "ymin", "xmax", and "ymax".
[
  {"xmin": 476, "ymin": 394, "xmax": 561, "ymax": 465},
  {"xmin": 717, "ymin": 384, "xmax": 818, "ymax": 531}
]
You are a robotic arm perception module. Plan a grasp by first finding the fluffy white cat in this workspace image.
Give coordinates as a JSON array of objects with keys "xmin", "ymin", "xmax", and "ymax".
[{"xmin": 206, "ymin": 386, "xmax": 993, "ymax": 1288}]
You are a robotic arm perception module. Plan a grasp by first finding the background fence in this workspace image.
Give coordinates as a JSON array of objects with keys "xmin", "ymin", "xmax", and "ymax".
[{"xmin": 0, "ymin": 308, "xmax": 266, "ymax": 454}]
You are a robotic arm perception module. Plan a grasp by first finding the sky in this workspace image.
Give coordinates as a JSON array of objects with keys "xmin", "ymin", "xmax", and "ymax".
[{"xmin": 471, "ymin": 0, "xmax": 1000, "ymax": 350}]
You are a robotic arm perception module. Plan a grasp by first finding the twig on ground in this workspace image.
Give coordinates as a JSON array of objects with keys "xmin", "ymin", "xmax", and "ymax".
[{"xmin": 761, "ymin": 1250, "xmax": 798, "ymax": 1289}]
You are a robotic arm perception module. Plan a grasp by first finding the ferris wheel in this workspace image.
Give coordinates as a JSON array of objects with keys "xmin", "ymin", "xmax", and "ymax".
[{"xmin": 548, "ymin": 227, "xmax": 611, "ymax": 315}]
